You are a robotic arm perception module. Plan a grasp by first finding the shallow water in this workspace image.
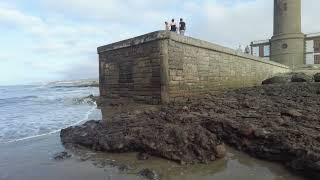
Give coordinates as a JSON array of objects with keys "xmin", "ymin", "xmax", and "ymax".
[
  {"xmin": 84, "ymin": 146, "xmax": 307, "ymax": 180},
  {"xmin": 0, "ymin": 131, "xmax": 306, "ymax": 180},
  {"xmin": 0, "ymin": 133, "xmax": 136, "ymax": 180}
]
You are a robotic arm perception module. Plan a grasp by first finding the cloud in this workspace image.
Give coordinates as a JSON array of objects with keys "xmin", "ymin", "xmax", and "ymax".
[
  {"xmin": 195, "ymin": 0, "xmax": 273, "ymax": 47},
  {"xmin": 40, "ymin": 0, "xmax": 181, "ymax": 21},
  {"xmin": 0, "ymin": 5, "xmax": 48, "ymax": 37},
  {"xmin": 0, "ymin": 0, "xmax": 319, "ymax": 85},
  {"xmin": 58, "ymin": 58, "xmax": 99, "ymax": 80},
  {"xmin": 0, "ymin": 4, "xmax": 42, "ymax": 26},
  {"xmin": 37, "ymin": 0, "xmax": 319, "ymax": 47},
  {"xmin": 302, "ymin": 0, "xmax": 320, "ymax": 33}
]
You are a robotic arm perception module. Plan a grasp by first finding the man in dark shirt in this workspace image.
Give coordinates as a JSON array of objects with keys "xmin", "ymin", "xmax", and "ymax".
[{"xmin": 179, "ymin": 18, "xmax": 186, "ymax": 35}]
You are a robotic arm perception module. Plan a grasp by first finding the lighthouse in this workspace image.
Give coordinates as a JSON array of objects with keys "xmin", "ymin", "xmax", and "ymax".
[{"xmin": 270, "ymin": 0, "xmax": 305, "ymax": 69}]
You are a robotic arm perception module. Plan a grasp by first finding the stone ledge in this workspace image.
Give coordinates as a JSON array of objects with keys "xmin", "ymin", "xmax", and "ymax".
[
  {"xmin": 97, "ymin": 30, "xmax": 290, "ymax": 69},
  {"xmin": 97, "ymin": 31, "xmax": 168, "ymax": 53}
]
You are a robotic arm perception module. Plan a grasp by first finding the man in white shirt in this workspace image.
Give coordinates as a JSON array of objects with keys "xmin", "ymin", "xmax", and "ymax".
[
  {"xmin": 170, "ymin": 19, "xmax": 177, "ymax": 33},
  {"xmin": 165, "ymin": 22, "xmax": 170, "ymax": 31}
]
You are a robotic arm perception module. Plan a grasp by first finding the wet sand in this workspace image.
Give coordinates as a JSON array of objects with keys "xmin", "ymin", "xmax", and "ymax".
[
  {"xmin": 0, "ymin": 133, "xmax": 137, "ymax": 180},
  {"xmin": 0, "ymin": 129, "xmax": 306, "ymax": 180}
]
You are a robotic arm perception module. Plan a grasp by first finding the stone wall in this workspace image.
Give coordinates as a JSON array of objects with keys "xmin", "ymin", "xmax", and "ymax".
[
  {"xmin": 166, "ymin": 35, "xmax": 290, "ymax": 101},
  {"xmin": 98, "ymin": 34, "xmax": 164, "ymax": 104},
  {"xmin": 98, "ymin": 31, "xmax": 290, "ymax": 104}
]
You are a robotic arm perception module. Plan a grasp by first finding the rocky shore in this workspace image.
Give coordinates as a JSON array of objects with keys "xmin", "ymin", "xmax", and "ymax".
[{"xmin": 61, "ymin": 73, "xmax": 320, "ymax": 179}]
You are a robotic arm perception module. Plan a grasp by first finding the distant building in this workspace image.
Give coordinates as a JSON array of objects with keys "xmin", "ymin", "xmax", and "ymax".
[
  {"xmin": 251, "ymin": 33, "xmax": 320, "ymax": 65},
  {"xmin": 250, "ymin": 0, "xmax": 320, "ymax": 68}
]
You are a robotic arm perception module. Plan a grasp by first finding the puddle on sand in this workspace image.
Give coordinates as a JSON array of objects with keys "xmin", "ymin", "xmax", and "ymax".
[{"xmin": 73, "ymin": 145, "xmax": 306, "ymax": 180}]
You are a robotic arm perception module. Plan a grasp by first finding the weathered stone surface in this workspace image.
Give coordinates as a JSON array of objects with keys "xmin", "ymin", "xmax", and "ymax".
[
  {"xmin": 262, "ymin": 72, "xmax": 314, "ymax": 84},
  {"xmin": 167, "ymin": 40, "xmax": 289, "ymax": 101},
  {"xmin": 53, "ymin": 151, "xmax": 72, "ymax": 160},
  {"xmin": 314, "ymin": 73, "xmax": 320, "ymax": 82},
  {"xmin": 203, "ymin": 83, "xmax": 320, "ymax": 179},
  {"xmin": 291, "ymin": 73, "xmax": 314, "ymax": 82},
  {"xmin": 239, "ymin": 124, "xmax": 255, "ymax": 137},
  {"xmin": 281, "ymin": 109, "xmax": 302, "ymax": 117},
  {"xmin": 61, "ymin": 119, "xmax": 224, "ymax": 164},
  {"xmin": 262, "ymin": 75, "xmax": 291, "ymax": 84},
  {"xmin": 215, "ymin": 144, "xmax": 227, "ymax": 158},
  {"xmin": 98, "ymin": 31, "xmax": 290, "ymax": 104},
  {"xmin": 138, "ymin": 168, "xmax": 160, "ymax": 180},
  {"xmin": 98, "ymin": 39, "xmax": 162, "ymax": 104},
  {"xmin": 137, "ymin": 152, "xmax": 150, "ymax": 160}
]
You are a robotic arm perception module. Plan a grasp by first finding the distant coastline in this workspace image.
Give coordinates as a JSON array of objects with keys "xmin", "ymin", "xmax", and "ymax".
[{"xmin": 47, "ymin": 79, "xmax": 99, "ymax": 88}]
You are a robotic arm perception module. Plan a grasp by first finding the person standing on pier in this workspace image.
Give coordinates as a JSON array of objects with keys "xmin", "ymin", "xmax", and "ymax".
[
  {"xmin": 245, "ymin": 45, "xmax": 250, "ymax": 54},
  {"xmin": 165, "ymin": 22, "xmax": 170, "ymax": 31},
  {"xmin": 179, "ymin": 18, "xmax": 186, "ymax": 35},
  {"xmin": 170, "ymin": 19, "xmax": 177, "ymax": 33}
]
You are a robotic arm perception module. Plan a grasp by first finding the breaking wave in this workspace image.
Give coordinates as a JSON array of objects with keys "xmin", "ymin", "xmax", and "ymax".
[
  {"xmin": 3, "ymin": 103, "xmax": 97, "ymax": 144},
  {"xmin": 0, "ymin": 85, "xmax": 100, "ymax": 144}
]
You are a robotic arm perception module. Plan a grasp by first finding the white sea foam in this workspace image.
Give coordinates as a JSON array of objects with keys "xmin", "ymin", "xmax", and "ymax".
[
  {"xmin": 0, "ymin": 85, "xmax": 99, "ymax": 144},
  {"xmin": 2, "ymin": 102, "xmax": 98, "ymax": 144}
]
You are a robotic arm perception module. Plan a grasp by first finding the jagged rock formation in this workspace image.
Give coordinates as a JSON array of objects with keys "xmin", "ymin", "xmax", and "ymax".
[
  {"xmin": 61, "ymin": 119, "xmax": 225, "ymax": 164},
  {"xmin": 314, "ymin": 73, "xmax": 320, "ymax": 82},
  {"xmin": 262, "ymin": 72, "xmax": 314, "ymax": 84}
]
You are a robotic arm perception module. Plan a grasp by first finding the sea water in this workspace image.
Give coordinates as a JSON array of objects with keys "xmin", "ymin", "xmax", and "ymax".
[{"xmin": 0, "ymin": 84, "xmax": 101, "ymax": 143}]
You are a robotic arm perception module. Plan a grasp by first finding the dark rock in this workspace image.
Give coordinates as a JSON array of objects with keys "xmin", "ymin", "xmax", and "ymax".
[
  {"xmin": 93, "ymin": 160, "xmax": 107, "ymax": 168},
  {"xmin": 314, "ymin": 73, "xmax": 320, "ymax": 82},
  {"xmin": 254, "ymin": 128, "xmax": 270, "ymax": 138},
  {"xmin": 311, "ymin": 161, "xmax": 320, "ymax": 171},
  {"xmin": 73, "ymin": 95, "xmax": 97, "ymax": 105},
  {"xmin": 215, "ymin": 144, "xmax": 227, "ymax": 158},
  {"xmin": 281, "ymin": 109, "xmax": 302, "ymax": 117},
  {"xmin": 262, "ymin": 75, "xmax": 291, "ymax": 85},
  {"xmin": 138, "ymin": 168, "xmax": 160, "ymax": 180},
  {"xmin": 118, "ymin": 164, "xmax": 132, "ymax": 172},
  {"xmin": 274, "ymin": 117, "xmax": 285, "ymax": 125},
  {"xmin": 137, "ymin": 152, "xmax": 150, "ymax": 160},
  {"xmin": 239, "ymin": 124, "xmax": 255, "ymax": 137},
  {"xmin": 92, "ymin": 159, "xmax": 131, "ymax": 170},
  {"xmin": 61, "ymin": 120, "xmax": 223, "ymax": 164},
  {"xmin": 262, "ymin": 72, "xmax": 313, "ymax": 85},
  {"xmin": 182, "ymin": 106, "xmax": 189, "ymax": 111},
  {"xmin": 79, "ymin": 155, "xmax": 92, "ymax": 161},
  {"xmin": 291, "ymin": 73, "xmax": 313, "ymax": 82},
  {"xmin": 53, "ymin": 151, "xmax": 72, "ymax": 160}
]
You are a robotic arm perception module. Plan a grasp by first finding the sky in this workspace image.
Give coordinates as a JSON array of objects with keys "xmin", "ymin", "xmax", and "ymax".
[{"xmin": 0, "ymin": 0, "xmax": 319, "ymax": 85}]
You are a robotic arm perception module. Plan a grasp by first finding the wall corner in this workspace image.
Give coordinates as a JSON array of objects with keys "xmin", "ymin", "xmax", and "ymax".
[{"xmin": 159, "ymin": 39, "xmax": 170, "ymax": 104}]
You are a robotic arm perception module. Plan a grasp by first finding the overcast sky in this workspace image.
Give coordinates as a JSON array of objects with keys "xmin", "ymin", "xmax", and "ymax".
[{"xmin": 0, "ymin": 0, "xmax": 318, "ymax": 85}]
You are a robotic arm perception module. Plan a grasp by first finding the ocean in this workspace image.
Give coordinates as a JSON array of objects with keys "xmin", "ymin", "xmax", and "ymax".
[{"xmin": 0, "ymin": 84, "xmax": 101, "ymax": 143}]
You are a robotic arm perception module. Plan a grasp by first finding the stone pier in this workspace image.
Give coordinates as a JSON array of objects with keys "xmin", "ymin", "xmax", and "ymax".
[{"xmin": 98, "ymin": 31, "xmax": 290, "ymax": 104}]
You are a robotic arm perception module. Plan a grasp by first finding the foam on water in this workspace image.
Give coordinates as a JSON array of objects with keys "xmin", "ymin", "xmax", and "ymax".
[
  {"xmin": 3, "ymin": 104, "xmax": 98, "ymax": 144},
  {"xmin": 0, "ymin": 84, "xmax": 101, "ymax": 144}
]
